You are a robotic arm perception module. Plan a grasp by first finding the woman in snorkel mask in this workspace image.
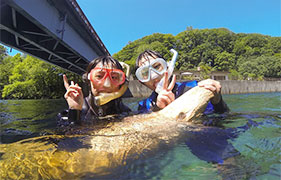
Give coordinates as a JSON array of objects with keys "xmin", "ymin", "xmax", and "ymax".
[
  {"xmin": 135, "ymin": 50, "xmax": 229, "ymax": 114},
  {"xmin": 61, "ymin": 56, "xmax": 131, "ymax": 126}
]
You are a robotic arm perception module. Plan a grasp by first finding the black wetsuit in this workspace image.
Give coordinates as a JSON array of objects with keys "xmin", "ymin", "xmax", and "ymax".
[{"xmin": 57, "ymin": 94, "xmax": 131, "ymax": 131}]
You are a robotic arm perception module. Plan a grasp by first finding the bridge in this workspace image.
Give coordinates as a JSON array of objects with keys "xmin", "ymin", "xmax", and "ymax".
[{"xmin": 0, "ymin": 0, "xmax": 110, "ymax": 75}]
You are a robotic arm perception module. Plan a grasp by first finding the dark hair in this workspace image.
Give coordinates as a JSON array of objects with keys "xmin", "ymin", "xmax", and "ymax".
[
  {"xmin": 82, "ymin": 56, "xmax": 124, "ymax": 83},
  {"xmin": 135, "ymin": 50, "xmax": 164, "ymax": 70}
]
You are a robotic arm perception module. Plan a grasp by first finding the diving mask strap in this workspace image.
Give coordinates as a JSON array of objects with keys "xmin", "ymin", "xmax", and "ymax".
[{"xmin": 119, "ymin": 62, "xmax": 130, "ymax": 78}]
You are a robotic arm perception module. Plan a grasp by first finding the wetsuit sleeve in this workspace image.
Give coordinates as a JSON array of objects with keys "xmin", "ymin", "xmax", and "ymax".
[
  {"xmin": 182, "ymin": 85, "xmax": 193, "ymax": 94},
  {"xmin": 137, "ymin": 100, "xmax": 145, "ymax": 111},
  {"xmin": 137, "ymin": 93, "xmax": 161, "ymax": 113},
  {"xmin": 56, "ymin": 108, "xmax": 82, "ymax": 131},
  {"xmin": 138, "ymin": 99, "xmax": 150, "ymax": 113},
  {"xmin": 182, "ymin": 83, "xmax": 229, "ymax": 114},
  {"xmin": 58, "ymin": 98, "xmax": 87, "ymax": 126},
  {"xmin": 150, "ymin": 101, "xmax": 161, "ymax": 112},
  {"xmin": 68, "ymin": 109, "xmax": 82, "ymax": 125},
  {"xmin": 212, "ymin": 96, "xmax": 230, "ymax": 113}
]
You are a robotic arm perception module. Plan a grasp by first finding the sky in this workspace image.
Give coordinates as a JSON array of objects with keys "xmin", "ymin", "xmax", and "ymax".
[
  {"xmin": 5, "ymin": 0, "xmax": 281, "ymax": 56},
  {"xmin": 76, "ymin": 0, "xmax": 280, "ymax": 55}
]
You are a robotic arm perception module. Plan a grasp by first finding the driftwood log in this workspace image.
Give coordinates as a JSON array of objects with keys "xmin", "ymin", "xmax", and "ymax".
[{"xmin": 0, "ymin": 87, "xmax": 214, "ymax": 179}]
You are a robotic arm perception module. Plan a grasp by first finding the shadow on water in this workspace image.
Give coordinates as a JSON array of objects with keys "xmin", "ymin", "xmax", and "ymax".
[{"xmin": 0, "ymin": 92, "xmax": 280, "ymax": 179}]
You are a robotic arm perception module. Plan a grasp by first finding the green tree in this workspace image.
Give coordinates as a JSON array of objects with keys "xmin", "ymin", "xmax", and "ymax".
[
  {"xmin": 0, "ymin": 45, "xmax": 7, "ymax": 60},
  {"xmin": 269, "ymin": 37, "xmax": 281, "ymax": 53},
  {"xmin": 0, "ymin": 53, "xmax": 23, "ymax": 97},
  {"xmin": 112, "ymin": 27, "xmax": 280, "ymax": 80},
  {"xmin": 214, "ymin": 51, "xmax": 236, "ymax": 71},
  {"xmin": 1, "ymin": 54, "xmax": 82, "ymax": 99},
  {"xmin": 198, "ymin": 62, "xmax": 212, "ymax": 80},
  {"xmin": 228, "ymin": 69, "xmax": 242, "ymax": 80},
  {"xmin": 238, "ymin": 56, "xmax": 281, "ymax": 80},
  {"xmin": 113, "ymin": 33, "xmax": 176, "ymax": 68}
]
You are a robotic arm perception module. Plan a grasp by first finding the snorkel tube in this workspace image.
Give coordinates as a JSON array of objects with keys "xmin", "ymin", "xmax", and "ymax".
[
  {"xmin": 155, "ymin": 49, "xmax": 178, "ymax": 93},
  {"xmin": 94, "ymin": 62, "xmax": 130, "ymax": 106}
]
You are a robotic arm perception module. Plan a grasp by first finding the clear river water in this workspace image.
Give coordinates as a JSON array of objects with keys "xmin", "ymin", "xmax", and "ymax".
[{"xmin": 0, "ymin": 92, "xmax": 280, "ymax": 179}]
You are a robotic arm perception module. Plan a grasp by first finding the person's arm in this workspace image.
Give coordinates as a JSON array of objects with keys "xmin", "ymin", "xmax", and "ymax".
[
  {"xmin": 180, "ymin": 80, "xmax": 229, "ymax": 114},
  {"xmin": 155, "ymin": 73, "xmax": 176, "ymax": 109},
  {"xmin": 211, "ymin": 95, "xmax": 230, "ymax": 113},
  {"xmin": 151, "ymin": 100, "xmax": 161, "ymax": 112},
  {"xmin": 68, "ymin": 109, "xmax": 82, "ymax": 125},
  {"xmin": 197, "ymin": 79, "xmax": 230, "ymax": 114},
  {"xmin": 63, "ymin": 74, "xmax": 84, "ymax": 110},
  {"xmin": 63, "ymin": 74, "xmax": 85, "ymax": 125}
]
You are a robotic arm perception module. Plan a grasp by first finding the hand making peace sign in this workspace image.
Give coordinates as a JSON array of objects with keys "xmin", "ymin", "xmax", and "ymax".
[
  {"xmin": 63, "ymin": 74, "xmax": 84, "ymax": 110},
  {"xmin": 156, "ymin": 72, "xmax": 177, "ymax": 109}
]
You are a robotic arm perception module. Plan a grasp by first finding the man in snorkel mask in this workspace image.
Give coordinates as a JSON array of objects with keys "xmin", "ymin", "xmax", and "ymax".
[
  {"xmin": 135, "ymin": 50, "xmax": 229, "ymax": 114},
  {"xmin": 61, "ymin": 56, "xmax": 131, "ymax": 125}
]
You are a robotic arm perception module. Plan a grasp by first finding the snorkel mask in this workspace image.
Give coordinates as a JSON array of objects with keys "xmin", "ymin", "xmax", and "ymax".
[
  {"xmin": 135, "ymin": 49, "xmax": 178, "ymax": 93},
  {"xmin": 88, "ymin": 62, "xmax": 130, "ymax": 106},
  {"xmin": 88, "ymin": 67, "xmax": 125, "ymax": 86},
  {"xmin": 136, "ymin": 58, "xmax": 168, "ymax": 83}
]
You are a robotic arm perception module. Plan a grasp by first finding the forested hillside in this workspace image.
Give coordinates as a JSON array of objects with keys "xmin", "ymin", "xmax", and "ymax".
[
  {"xmin": 1, "ymin": 27, "xmax": 280, "ymax": 99},
  {"xmin": 113, "ymin": 27, "xmax": 281, "ymax": 80},
  {"xmin": 0, "ymin": 46, "xmax": 82, "ymax": 99}
]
